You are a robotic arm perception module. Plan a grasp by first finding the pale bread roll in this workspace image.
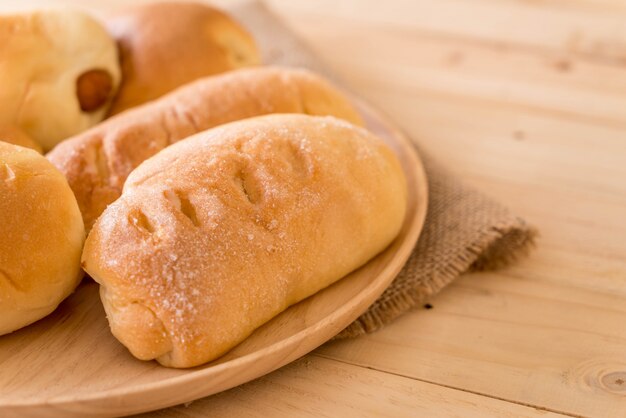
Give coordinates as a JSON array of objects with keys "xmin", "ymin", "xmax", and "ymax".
[
  {"xmin": 82, "ymin": 114, "xmax": 407, "ymax": 368},
  {"xmin": 0, "ymin": 142, "xmax": 85, "ymax": 336},
  {"xmin": 47, "ymin": 67, "xmax": 363, "ymax": 231},
  {"xmin": 106, "ymin": 1, "xmax": 260, "ymax": 115},
  {"xmin": 0, "ymin": 9, "xmax": 121, "ymax": 152},
  {"xmin": 0, "ymin": 125, "xmax": 42, "ymax": 154}
]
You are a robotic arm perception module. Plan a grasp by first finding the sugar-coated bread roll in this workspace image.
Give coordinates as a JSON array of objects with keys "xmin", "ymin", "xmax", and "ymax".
[
  {"xmin": 0, "ymin": 142, "xmax": 85, "ymax": 336},
  {"xmin": 0, "ymin": 125, "xmax": 42, "ymax": 154},
  {"xmin": 82, "ymin": 114, "xmax": 407, "ymax": 368},
  {"xmin": 106, "ymin": 2, "xmax": 260, "ymax": 115},
  {"xmin": 47, "ymin": 67, "xmax": 363, "ymax": 230}
]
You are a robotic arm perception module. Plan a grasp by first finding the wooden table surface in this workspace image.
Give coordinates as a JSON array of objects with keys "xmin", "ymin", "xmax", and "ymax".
[{"xmin": 4, "ymin": 0, "xmax": 626, "ymax": 416}]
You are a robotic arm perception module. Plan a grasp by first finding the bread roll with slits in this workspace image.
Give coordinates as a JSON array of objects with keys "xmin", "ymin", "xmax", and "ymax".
[
  {"xmin": 106, "ymin": 1, "xmax": 260, "ymax": 115},
  {"xmin": 82, "ymin": 114, "xmax": 406, "ymax": 368},
  {"xmin": 0, "ymin": 142, "xmax": 85, "ymax": 336},
  {"xmin": 0, "ymin": 9, "xmax": 121, "ymax": 151},
  {"xmin": 47, "ymin": 67, "xmax": 362, "ymax": 231},
  {"xmin": 0, "ymin": 125, "xmax": 42, "ymax": 154}
]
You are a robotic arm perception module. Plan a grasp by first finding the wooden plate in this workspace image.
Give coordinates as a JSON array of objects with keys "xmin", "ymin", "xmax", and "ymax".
[{"xmin": 0, "ymin": 99, "xmax": 428, "ymax": 418}]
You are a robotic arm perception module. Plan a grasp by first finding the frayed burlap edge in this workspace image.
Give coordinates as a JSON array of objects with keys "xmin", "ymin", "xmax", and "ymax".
[
  {"xmin": 230, "ymin": 1, "xmax": 539, "ymax": 339},
  {"xmin": 336, "ymin": 221, "xmax": 538, "ymax": 339}
]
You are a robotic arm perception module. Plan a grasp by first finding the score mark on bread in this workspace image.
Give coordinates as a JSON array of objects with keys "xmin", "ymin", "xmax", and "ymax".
[
  {"xmin": 82, "ymin": 114, "xmax": 407, "ymax": 368},
  {"xmin": 47, "ymin": 67, "xmax": 363, "ymax": 231},
  {"xmin": 163, "ymin": 189, "xmax": 201, "ymax": 227}
]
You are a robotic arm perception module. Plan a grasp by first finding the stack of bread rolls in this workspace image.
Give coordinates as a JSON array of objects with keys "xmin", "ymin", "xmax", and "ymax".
[
  {"xmin": 47, "ymin": 66, "xmax": 363, "ymax": 230},
  {"xmin": 0, "ymin": 2, "xmax": 407, "ymax": 369}
]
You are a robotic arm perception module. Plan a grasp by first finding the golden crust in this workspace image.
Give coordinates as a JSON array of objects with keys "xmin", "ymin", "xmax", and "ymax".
[
  {"xmin": 0, "ymin": 142, "xmax": 85, "ymax": 335},
  {"xmin": 0, "ymin": 125, "xmax": 42, "ymax": 154},
  {"xmin": 82, "ymin": 114, "xmax": 406, "ymax": 368},
  {"xmin": 0, "ymin": 10, "xmax": 121, "ymax": 151},
  {"xmin": 47, "ymin": 67, "xmax": 363, "ymax": 231},
  {"xmin": 106, "ymin": 1, "xmax": 261, "ymax": 115}
]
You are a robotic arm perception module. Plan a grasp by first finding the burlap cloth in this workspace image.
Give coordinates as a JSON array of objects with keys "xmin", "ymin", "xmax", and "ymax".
[{"xmin": 229, "ymin": 1, "xmax": 538, "ymax": 339}]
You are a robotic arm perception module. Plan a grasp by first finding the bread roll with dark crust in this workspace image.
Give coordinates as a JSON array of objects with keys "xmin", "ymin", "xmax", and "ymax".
[
  {"xmin": 47, "ymin": 67, "xmax": 363, "ymax": 231},
  {"xmin": 82, "ymin": 114, "xmax": 406, "ymax": 368},
  {"xmin": 106, "ymin": 2, "xmax": 261, "ymax": 115},
  {"xmin": 0, "ymin": 142, "xmax": 85, "ymax": 336}
]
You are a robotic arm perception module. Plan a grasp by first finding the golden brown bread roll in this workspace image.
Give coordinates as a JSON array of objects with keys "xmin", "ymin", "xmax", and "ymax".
[
  {"xmin": 0, "ymin": 9, "xmax": 121, "ymax": 152},
  {"xmin": 47, "ymin": 67, "xmax": 363, "ymax": 230},
  {"xmin": 0, "ymin": 125, "xmax": 42, "ymax": 154},
  {"xmin": 82, "ymin": 114, "xmax": 407, "ymax": 368},
  {"xmin": 106, "ymin": 1, "xmax": 260, "ymax": 115},
  {"xmin": 0, "ymin": 142, "xmax": 85, "ymax": 336}
]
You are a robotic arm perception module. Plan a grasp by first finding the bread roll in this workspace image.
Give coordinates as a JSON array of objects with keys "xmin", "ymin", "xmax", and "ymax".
[
  {"xmin": 106, "ymin": 2, "xmax": 260, "ymax": 115},
  {"xmin": 82, "ymin": 114, "xmax": 407, "ymax": 368},
  {"xmin": 0, "ymin": 125, "xmax": 42, "ymax": 154},
  {"xmin": 0, "ymin": 142, "xmax": 85, "ymax": 336},
  {"xmin": 0, "ymin": 9, "xmax": 121, "ymax": 152},
  {"xmin": 47, "ymin": 67, "xmax": 363, "ymax": 231}
]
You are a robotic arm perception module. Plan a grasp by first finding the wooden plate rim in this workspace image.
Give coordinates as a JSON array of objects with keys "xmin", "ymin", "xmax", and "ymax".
[{"xmin": 2, "ymin": 97, "xmax": 428, "ymax": 414}]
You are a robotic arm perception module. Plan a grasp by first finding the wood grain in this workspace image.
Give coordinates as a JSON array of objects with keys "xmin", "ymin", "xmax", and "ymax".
[
  {"xmin": 132, "ymin": 356, "xmax": 568, "ymax": 418},
  {"xmin": 266, "ymin": 0, "xmax": 626, "ymax": 66},
  {"xmin": 264, "ymin": 1, "xmax": 626, "ymax": 417},
  {"xmin": 0, "ymin": 100, "xmax": 428, "ymax": 417},
  {"xmin": 270, "ymin": 8, "xmax": 626, "ymax": 127},
  {"xmin": 316, "ymin": 272, "xmax": 626, "ymax": 417}
]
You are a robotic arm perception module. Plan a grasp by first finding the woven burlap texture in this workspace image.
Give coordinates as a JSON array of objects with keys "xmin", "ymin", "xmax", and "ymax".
[{"xmin": 230, "ymin": 1, "xmax": 538, "ymax": 339}]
